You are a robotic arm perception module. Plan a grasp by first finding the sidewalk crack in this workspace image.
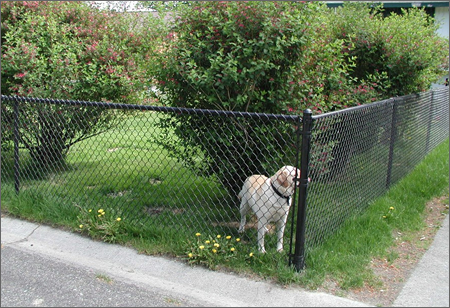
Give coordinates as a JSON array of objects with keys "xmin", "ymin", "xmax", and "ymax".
[{"xmin": 3, "ymin": 224, "xmax": 41, "ymax": 245}]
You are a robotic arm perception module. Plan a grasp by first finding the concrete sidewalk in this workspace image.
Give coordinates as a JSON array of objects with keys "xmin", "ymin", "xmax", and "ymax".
[
  {"xmin": 1, "ymin": 215, "xmax": 448, "ymax": 307},
  {"xmin": 393, "ymin": 213, "xmax": 449, "ymax": 307}
]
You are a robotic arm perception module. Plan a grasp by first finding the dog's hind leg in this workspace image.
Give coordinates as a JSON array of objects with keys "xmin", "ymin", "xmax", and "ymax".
[{"xmin": 238, "ymin": 199, "xmax": 249, "ymax": 233}]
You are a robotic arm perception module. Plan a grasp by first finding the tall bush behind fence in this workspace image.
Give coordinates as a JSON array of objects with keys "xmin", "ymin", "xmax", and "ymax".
[{"xmin": 1, "ymin": 87, "xmax": 448, "ymax": 269}]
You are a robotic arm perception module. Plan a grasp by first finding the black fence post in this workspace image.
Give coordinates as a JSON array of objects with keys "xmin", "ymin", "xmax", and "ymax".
[
  {"xmin": 292, "ymin": 109, "xmax": 313, "ymax": 272},
  {"xmin": 386, "ymin": 98, "xmax": 398, "ymax": 189},
  {"xmin": 288, "ymin": 115, "xmax": 302, "ymax": 267},
  {"xmin": 425, "ymin": 90, "xmax": 434, "ymax": 154},
  {"xmin": 13, "ymin": 98, "xmax": 20, "ymax": 194}
]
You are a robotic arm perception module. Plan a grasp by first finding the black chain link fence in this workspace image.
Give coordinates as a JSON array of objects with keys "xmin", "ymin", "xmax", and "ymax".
[
  {"xmin": 1, "ymin": 95, "xmax": 304, "ymax": 261},
  {"xmin": 1, "ymin": 87, "xmax": 448, "ymax": 270},
  {"xmin": 305, "ymin": 87, "xmax": 449, "ymax": 258}
]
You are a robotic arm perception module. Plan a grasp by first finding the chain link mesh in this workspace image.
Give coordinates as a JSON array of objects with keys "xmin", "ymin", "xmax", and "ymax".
[
  {"xmin": 1, "ymin": 96, "xmax": 301, "ymax": 255},
  {"xmin": 305, "ymin": 87, "xmax": 449, "ymax": 252},
  {"xmin": 1, "ymin": 87, "xmax": 448, "ymax": 264}
]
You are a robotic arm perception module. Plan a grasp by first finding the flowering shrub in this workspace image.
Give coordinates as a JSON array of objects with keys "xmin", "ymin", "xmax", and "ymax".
[
  {"xmin": 326, "ymin": 2, "xmax": 449, "ymax": 97},
  {"xmin": 185, "ymin": 232, "xmax": 257, "ymax": 269},
  {"xmin": 77, "ymin": 206, "xmax": 125, "ymax": 243},
  {"xmin": 289, "ymin": 37, "xmax": 386, "ymax": 115},
  {"xmin": 1, "ymin": 1, "xmax": 154, "ymax": 101},
  {"xmin": 151, "ymin": 1, "xmax": 319, "ymax": 113},
  {"xmin": 150, "ymin": 1, "xmax": 322, "ymax": 195},
  {"xmin": 149, "ymin": 1, "xmax": 447, "ymax": 194},
  {"xmin": 1, "ymin": 1, "xmax": 159, "ymax": 166}
]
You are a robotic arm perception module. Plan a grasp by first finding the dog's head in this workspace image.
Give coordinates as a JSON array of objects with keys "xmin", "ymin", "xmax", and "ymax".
[{"xmin": 270, "ymin": 165, "xmax": 302, "ymax": 197}]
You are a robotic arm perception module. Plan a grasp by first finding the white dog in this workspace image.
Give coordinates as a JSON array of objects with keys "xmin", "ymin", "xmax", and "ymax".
[{"xmin": 238, "ymin": 165, "xmax": 303, "ymax": 253}]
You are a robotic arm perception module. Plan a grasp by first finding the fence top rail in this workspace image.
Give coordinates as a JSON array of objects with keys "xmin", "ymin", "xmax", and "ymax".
[
  {"xmin": 311, "ymin": 87, "xmax": 447, "ymax": 121},
  {"xmin": 1, "ymin": 95, "xmax": 302, "ymax": 123},
  {"xmin": 312, "ymin": 97, "xmax": 395, "ymax": 120}
]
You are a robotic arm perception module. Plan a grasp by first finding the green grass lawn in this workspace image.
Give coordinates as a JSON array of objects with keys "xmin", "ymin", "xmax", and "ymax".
[
  {"xmin": 297, "ymin": 138, "xmax": 449, "ymax": 289},
  {"xmin": 1, "ymin": 111, "xmax": 448, "ymax": 292}
]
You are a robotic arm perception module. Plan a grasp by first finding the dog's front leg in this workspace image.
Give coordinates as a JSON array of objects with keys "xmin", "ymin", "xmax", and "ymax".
[
  {"xmin": 257, "ymin": 221, "xmax": 267, "ymax": 253},
  {"xmin": 276, "ymin": 217, "xmax": 288, "ymax": 252},
  {"xmin": 276, "ymin": 224, "xmax": 285, "ymax": 252}
]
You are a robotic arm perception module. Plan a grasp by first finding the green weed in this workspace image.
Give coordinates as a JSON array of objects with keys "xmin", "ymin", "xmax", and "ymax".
[
  {"xmin": 76, "ymin": 205, "xmax": 126, "ymax": 243},
  {"xmin": 184, "ymin": 232, "xmax": 259, "ymax": 270}
]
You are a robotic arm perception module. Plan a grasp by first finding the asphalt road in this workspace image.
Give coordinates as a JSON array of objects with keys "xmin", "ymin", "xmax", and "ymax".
[{"xmin": 1, "ymin": 245, "xmax": 205, "ymax": 307}]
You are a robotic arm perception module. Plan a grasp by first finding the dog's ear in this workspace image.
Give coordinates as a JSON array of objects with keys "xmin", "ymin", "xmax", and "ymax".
[{"xmin": 277, "ymin": 170, "xmax": 289, "ymax": 188}]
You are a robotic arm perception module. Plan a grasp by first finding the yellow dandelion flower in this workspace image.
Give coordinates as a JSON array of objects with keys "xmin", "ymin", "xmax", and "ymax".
[
  {"xmin": 88, "ymin": 209, "xmax": 92, "ymax": 213},
  {"xmin": 98, "ymin": 214, "xmax": 102, "ymax": 217},
  {"xmin": 116, "ymin": 217, "xmax": 121, "ymax": 221},
  {"xmin": 205, "ymin": 240, "xmax": 210, "ymax": 244},
  {"xmin": 188, "ymin": 253, "xmax": 193, "ymax": 258},
  {"xmin": 98, "ymin": 209, "xmax": 104, "ymax": 213},
  {"xmin": 230, "ymin": 247, "xmax": 235, "ymax": 252},
  {"xmin": 195, "ymin": 233, "xmax": 201, "ymax": 237},
  {"xmin": 389, "ymin": 207, "xmax": 394, "ymax": 210},
  {"xmin": 226, "ymin": 235, "xmax": 231, "ymax": 240},
  {"xmin": 79, "ymin": 224, "xmax": 83, "ymax": 229},
  {"xmin": 249, "ymin": 252, "xmax": 254, "ymax": 257},
  {"xmin": 383, "ymin": 215, "xmax": 387, "ymax": 219},
  {"xmin": 236, "ymin": 238, "xmax": 240, "ymax": 242},
  {"xmin": 199, "ymin": 245, "xmax": 205, "ymax": 250},
  {"xmin": 214, "ymin": 243, "xmax": 220, "ymax": 247},
  {"xmin": 212, "ymin": 249, "xmax": 217, "ymax": 253},
  {"xmin": 216, "ymin": 235, "xmax": 221, "ymax": 239}
]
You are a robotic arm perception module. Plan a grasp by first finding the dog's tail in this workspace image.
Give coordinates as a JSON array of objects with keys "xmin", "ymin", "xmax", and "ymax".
[
  {"xmin": 238, "ymin": 182, "xmax": 248, "ymax": 201},
  {"xmin": 237, "ymin": 189, "xmax": 243, "ymax": 201}
]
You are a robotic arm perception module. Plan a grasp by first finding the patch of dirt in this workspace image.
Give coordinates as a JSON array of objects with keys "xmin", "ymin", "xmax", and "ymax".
[
  {"xmin": 107, "ymin": 190, "xmax": 131, "ymax": 198},
  {"xmin": 144, "ymin": 206, "xmax": 185, "ymax": 216},
  {"xmin": 107, "ymin": 147, "xmax": 122, "ymax": 152},
  {"xmin": 316, "ymin": 193, "xmax": 449, "ymax": 307},
  {"xmin": 149, "ymin": 178, "xmax": 162, "ymax": 185}
]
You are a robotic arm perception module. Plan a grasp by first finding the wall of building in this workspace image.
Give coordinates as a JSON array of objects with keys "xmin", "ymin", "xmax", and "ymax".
[{"xmin": 435, "ymin": 6, "xmax": 449, "ymax": 38}]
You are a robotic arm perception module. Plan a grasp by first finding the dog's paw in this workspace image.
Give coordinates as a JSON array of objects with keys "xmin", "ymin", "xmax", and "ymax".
[{"xmin": 238, "ymin": 226, "xmax": 245, "ymax": 233}]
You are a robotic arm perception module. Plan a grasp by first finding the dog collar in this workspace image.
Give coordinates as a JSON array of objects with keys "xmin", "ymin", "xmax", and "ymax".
[{"xmin": 270, "ymin": 181, "xmax": 291, "ymax": 205}]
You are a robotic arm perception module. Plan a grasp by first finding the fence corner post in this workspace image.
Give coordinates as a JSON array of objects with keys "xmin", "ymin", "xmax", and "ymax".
[{"xmin": 293, "ymin": 109, "xmax": 313, "ymax": 272}]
